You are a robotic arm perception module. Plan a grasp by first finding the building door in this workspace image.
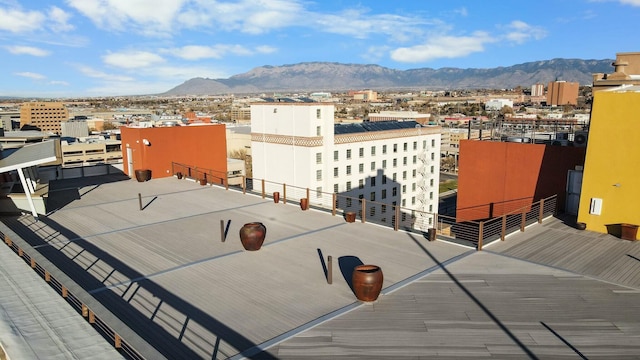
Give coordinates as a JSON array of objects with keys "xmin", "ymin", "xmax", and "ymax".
[
  {"xmin": 566, "ymin": 169, "xmax": 583, "ymax": 216},
  {"xmin": 127, "ymin": 147, "xmax": 134, "ymax": 177}
]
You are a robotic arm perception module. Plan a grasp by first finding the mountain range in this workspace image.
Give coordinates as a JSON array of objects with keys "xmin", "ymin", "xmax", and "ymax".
[{"xmin": 163, "ymin": 58, "xmax": 615, "ymax": 96}]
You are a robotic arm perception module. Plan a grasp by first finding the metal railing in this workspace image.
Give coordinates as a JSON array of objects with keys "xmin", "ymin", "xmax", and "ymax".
[{"xmin": 171, "ymin": 162, "xmax": 557, "ymax": 250}]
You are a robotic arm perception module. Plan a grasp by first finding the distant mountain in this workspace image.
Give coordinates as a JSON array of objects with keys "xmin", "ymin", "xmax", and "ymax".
[{"xmin": 162, "ymin": 58, "xmax": 614, "ymax": 96}]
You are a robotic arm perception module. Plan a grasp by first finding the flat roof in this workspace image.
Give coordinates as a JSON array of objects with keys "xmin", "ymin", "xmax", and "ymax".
[{"xmin": 1, "ymin": 177, "xmax": 640, "ymax": 359}]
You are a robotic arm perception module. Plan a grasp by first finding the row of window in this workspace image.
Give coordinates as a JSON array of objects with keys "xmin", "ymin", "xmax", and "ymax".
[
  {"xmin": 331, "ymin": 139, "xmax": 437, "ymax": 161},
  {"xmin": 335, "ymin": 199, "xmax": 435, "ymax": 217}
]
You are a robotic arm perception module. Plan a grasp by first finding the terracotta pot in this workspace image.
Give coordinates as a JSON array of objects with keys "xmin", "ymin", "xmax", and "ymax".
[
  {"xmin": 345, "ymin": 211, "xmax": 356, "ymax": 223},
  {"xmin": 199, "ymin": 178, "xmax": 207, "ymax": 186},
  {"xmin": 239, "ymin": 222, "xmax": 267, "ymax": 251},
  {"xmin": 134, "ymin": 169, "xmax": 151, "ymax": 182},
  {"xmin": 621, "ymin": 223, "xmax": 639, "ymax": 240},
  {"xmin": 300, "ymin": 198, "xmax": 309, "ymax": 210},
  {"xmin": 273, "ymin": 192, "xmax": 280, "ymax": 203},
  {"xmin": 176, "ymin": 172, "xmax": 183, "ymax": 179},
  {"xmin": 352, "ymin": 265, "xmax": 383, "ymax": 302}
]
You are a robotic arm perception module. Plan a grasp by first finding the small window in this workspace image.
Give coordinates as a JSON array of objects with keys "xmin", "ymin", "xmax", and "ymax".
[
  {"xmin": 392, "ymin": 187, "xmax": 397, "ymax": 196},
  {"xmin": 371, "ymin": 161, "xmax": 375, "ymax": 171},
  {"xmin": 346, "ymin": 165, "xmax": 351, "ymax": 175},
  {"xmin": 316, "ymin": 126, "xmax": 322, "ymax": 136},
  {"xmin": 412, "ymin": 169, "xmax": 416, "ymax": 178},
  {"xmin": 347, "ymin": 149, "xmax": 352, "ymax": 159},
  {"xmin": 382, "ymin": 177, "xmax": 387, "ymax": 185},
  {"xmin": 402, "ymin": 199, "xmax": 406, "ymax": 207},
  {"xmin": 346, "ymin": 181, "xmax": 352, "ymax": 191},
  {"xmin": 413, "ymin": 155, "xmax": 417, "ymax": 164},
  {"xmin": 316, "ymin": 170, "xmax": 322, "ymax": 181},
  {"xmin": 273, "ymin": 108, "xmax": 278, "ymax": 113},
  {"xmin": 359, "ymin": 179, "xmax": 364, "ymax": 189},
  {"xmin": 430, "ymin": 179, "xmax": 434, "ymax": 186},
  {"xmin": 393, "ymin": 159, "xmax": 397, "ymax": 167},
  {"xmin": 403, "ymin": 157, "xmax": 407, "ymax": 166},
  {"xmin": 431, "ymin": 152, "xmax": 435, "ymax": 160},
  {"xmin": 430, "ymin": 165, "xmax": 434, "ymax": 174},
  {"xmin": 334, "ymin": 183, "xmax": 339, "ymax": 193},
  {"xmin": 403, "ymin": 171, "xmax": 407, "ymax": 180},
  {"xmin": 393, "ymin": 144, "xmax": 397, "ymax": 153},
  {"xmin": 431, "ymin": 139, "xmax": 435, "ymax": 147},
  {"xmin": 403, "ymin": 142, "xmax": 408, "ymax": 151},
  {"xmin": 370, "ymin": 192, "xmax": 375, "ymax": 201},
  {"xmin": 359, "ymin": 163, "xmax": 364, "ymax": 173},
  {"xmin": 369, "ymin": 206, "xmax": 376, "ymax": 217},
  {"xmin": 382, "ymin": 160, "xmax": 387, "ymax": 168},
  {"xmin": 316, "ymin": 109, "xmax": 321, "ymax": 119},
  {"xmin": 334, "ymin": 167, "xmax": 339, "ymax": 177},
  {"xmin": 430, "ymin": 192, "xmax": 434, "ymax": 200},
  {"xmin": 392, "ymin": 173, "xmax": 397, "ymax": 181},
  {"xmin": 402, "ymin": 184, "xmax": 406, "ymax": 194},
  {"xmin": 334, "ymin": 150, "xmax": 339, "ymax": 161},
  {"xmin": 346, "ymin": 198, "xmax": 352, "ymax": 207},
  {"xmin": 412, "ymin": 197, "xmax": 415, "ymax": 205},
  {"xmin": 429, "ymin": 204, "xmax": 433, "ymax": 212},
  {"xmin": 381, "ymin": 204, "xmax": 387, "ymax": 213},
  {"xmin": 359, "ymin": 147, "xmax": 364, "ymax": 158},
  {"xmin": 371, "ymin": 146, "xmax": 376, "ymax": 156},
  {"xmin": 413, "ymin": 141, "xmax": 417, "ymax": 150},
  {"xmin": 316, "ymin": 187, "xmax": 323, "ymax": 198},
  {"xmin": 381, "ymin": 189, "xmax": 387, "ymax": 199},
  {"xmin": 412, "ymin": 183, "xmax": 416, "ymax": 191},
  {"xmin": 382, "ymin": 145, "xmax": 387, "ymax": 154},
  {"xmin": 316, "ymin": 152, "xmax": 322, "ymax": 164}
]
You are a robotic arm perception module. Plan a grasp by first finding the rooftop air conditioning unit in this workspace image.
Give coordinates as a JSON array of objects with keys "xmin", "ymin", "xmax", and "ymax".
[
  {"xmin": 552, "ymin": 139, "xmax": 569, "ymax": 146},
  {"xmin": 573, "ymin": 131, "xmax": 588, "ymax": 147}
]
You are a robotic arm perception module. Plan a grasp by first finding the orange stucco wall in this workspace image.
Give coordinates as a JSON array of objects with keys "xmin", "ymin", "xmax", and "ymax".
[
  {"xmin": 457, "ymin": 140, "xmax": 585, "ymax": 221},
  {"xmin": 120, "ymin": 124, "xmax": 227, "ymax": 180}
]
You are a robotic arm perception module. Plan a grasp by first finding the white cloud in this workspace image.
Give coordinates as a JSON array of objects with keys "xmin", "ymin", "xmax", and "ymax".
[
  {"xmin": 49, "ymin": 80, "xmax": 70, "ymax": 86},
  {"xmin": 15, "ymin": 72, "xmax": 46, "ymax": 80},
  {"xmin": 102, "ymin": 50, "xmax": 166, "ymax": 69},
  {"xmin": 390, "ymin": 32, "xmax": 495, "ymax": 63},
  {"xmin": 503, "ymin": 20, "xmax": 547, "ymax": 44},
  {"xmin": 256, "ymin": 45, "xmax": 277, "ymax": 54},
  {"xmin": 6, "ymin": 45, "xmax": 50, "ymax": 56},
  {"xmin": 619, "ymin": 0, "xmax": 640, "ymax": 5},
  {"xmin": 164, "ymin": 44, "xmax": 275, "ymax": 60},
  {"xmin": 362, "ymin": 45, "xmax": 391, "ymax": 63},
  {"xmin": 77, "ymin": 65, "xmax": 135, "ymax": 82},
  {"xmin": 48, "ymin": 6, "xmax": 74, "ymax": 32},
  {"xmin": 0, "ymin": 7, "xmax": 45, "ymax": 33}
]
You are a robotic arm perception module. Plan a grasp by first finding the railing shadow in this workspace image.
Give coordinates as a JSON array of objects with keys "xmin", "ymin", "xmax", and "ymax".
[{"xmin": 3, "ymin": 215, "xmax": 276, "ymax": 360}]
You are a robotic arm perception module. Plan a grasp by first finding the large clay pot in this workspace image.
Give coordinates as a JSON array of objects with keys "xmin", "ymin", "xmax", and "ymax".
[
  {"xmin": 352, "ymin": 265, "xmax": 383, "ymax": 302},
  {"xmin": 300, "ymin": 198, "xmax": 309, "ymax": 210},
  {"xmin": 345, "ymin": 211, "xmax": 356, "ymax": 223},
  {"xmin": 199, "ymin": 178, "xmax": 207, "ymax": 186},
  {"xmin": 239, "ymin": 222, "xmax": 266, "ymax": 251},
  {"xmin": 621, "ymin": 223, "xmax": 639, "ymax": 240},
  {"xmin": 273, "ymin": 192, "xmax": 280, "ymax": 203},
  {"xmin": 134, "ymin": 169, "xmax": 151, "ymax": 182},
  {"xmin": 176, "ymin": 172, "xmax": 183, "ymax": 179}
]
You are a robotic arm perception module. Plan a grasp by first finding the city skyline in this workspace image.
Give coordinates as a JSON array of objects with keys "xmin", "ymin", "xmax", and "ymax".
[{"xmin": 1, "ymin": 0, "xmax": 639, "ymax": 98}]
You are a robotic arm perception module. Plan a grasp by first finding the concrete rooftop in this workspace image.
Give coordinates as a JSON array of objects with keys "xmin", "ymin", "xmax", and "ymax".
[{"xmin": 1, "ymin": 175, "xmax": 640, "ymax": 359}]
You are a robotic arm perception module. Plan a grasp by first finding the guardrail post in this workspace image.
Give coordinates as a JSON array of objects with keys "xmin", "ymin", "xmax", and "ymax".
[
  {"xmin": 538, "ymin": 198, "xmax": 545, "ymax": 223},
  {"xmin": 115, "ymin": 334, "xmax": 122, "ymax": 349},
  {"xmin": 477, "ymin": 221, "xmax": 484, "ymax": 251},
  {"xmin": 30, "ymin": 258, "xmax": 36, "ymax": 268},
  {"xmin": 501, "ymin": 215, "xmax": 507, "ymax": 241},
  {"xmin": 332, "ymin": 193, "xmax": 337, "ymax": 216},
  {"xmin": 261, "ymin": 179, "xmax": 265, "ymax": 198},
  {"xmin": 520, "ymin": 211, "xmax": 526, "ymax": 232},
  {"xmin": 283, "ymin": 184, "xmax": 287, "ymax": 204},
  {"xmin": 361, "ymin": 199, "xmax": 366, "ymax": 223},
  {"xmin": 306, "ymin": 187, "xmax": 310, "ymax": 204},
  {"xmin": 242, "ymin": 176, "xmax": 246, "ymax": 194},
  {"xmin": 394, "ymin": 206, "xmax": 400, "ymax": 231}
]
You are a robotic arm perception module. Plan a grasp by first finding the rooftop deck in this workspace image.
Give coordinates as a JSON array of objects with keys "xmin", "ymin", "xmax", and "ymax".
[{"xmin": 2, "ymin": 175, "xmax": 640, "ymax": 359}]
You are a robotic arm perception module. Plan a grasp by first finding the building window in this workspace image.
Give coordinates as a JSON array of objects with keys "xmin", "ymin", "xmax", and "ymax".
[
  {"xmin": 383, "ymin": 145, "xmax": 387, "ymax": 154},
  {"xmin": 402, "ymin": 184, "xmax": 406, "ymax": 194},
  {"xmin": 358, "ymin": 194, "xmax": 364, "ymax": 199},
  {"xmin": 413, "ymin": 155, "xmax": 417, "ymax": 164},
  {"xmin": 382, "ymin": 159, "xmax": 387, "ymax": 168},
  {"xmin": 359, "ymin": 163, "xmax": 364, "ymax": 173},
  {"xmin": 412, "ymin": 183, "xmax": 416, "ymax": 191},
  {"xmin": 316, "ymin": 126, "xmax": 321, "ymax": 136},
  {"xmin": 423, "ymin": 140, "xmax": 427, "ymax": 149},
  {"xmin": 381, "ymin": 189, "xmax": 387, "ymax": 199},
  {"xmin": 403, "ymin": 157, "xmax": 407, "ymax": 166},
  {"xmin": 393, "ymin": 144, "xmax": 397, "ymax": 153},
  {"xmin": 334, "ymin": 150, "xmax": 339, "ymax": 161},
  {"xmin": 412, "ymin": 196, "xmax": 415, "ymax": 205},
  {"xmin": 359, "ymin": 179, "xmax": 364, "ymax": 189},
  {"xmin": 430, "ymin": 165, "xmax": 434, "ymax": 174},
  {"xmin": 413, "ymin": 141, "xmax": 417, "ymax": 150},
  {"xmin": 403, "ymin": 142, "xmax": 408, "ymax": 151},
  {"xmin": 381, "ymin": 204, "xmax": 387, "ymax": 213},
  {"xmin": 347, "ymin": 165, "xmax": 351, "ymax": 175},
  {"xmin": 429, "ymin": 204, "xmax": 433, "ymax": 212},
  {"xmin": 334, "ymin": 167, "xmax": 339, "ymax": 177},
  {"xmin": 346, "ymin": 181, "xmax": 352, "ymax": 191},
  {"xmin": 430, "ymin": 179, "xmax": 434, "ymax": 186},
  {"xmin": 334, "ymin": 183, "xmax": 339, "ymax": 193},
  {"xmin": 316, "ymin": 170, "xmax": 322, "ymax": 181},
  {"xmin": 382, "ymin": 176, "xmax": 387, "ymax": 185},
  {"xmin": 430, "ymin": 192, "xmax": 434, "ymax": 200},
  {"xmin": 402, "ymin": 199, "xmax": 406, "ymax": 207},
  {"xmin": 402, "ymin": 212, "xmax": 407, "ymax": 221},
  {"xmin": 316, "ymin": 152, "xmax": 322, "ymax": 164},
  {"xmin": 403, "ymin": 171, "xmax": 407, "ymax": 180},
  {"xmin": 393, "ymin": 159, "xmax": 397, "ymax": 167},
  {"xmin": 371, "ymin": 177, "xmax": 376, "ymax": 187},
  {"xmin": 273, "ymin": 108, "xmax": 278, "ymax": 113},
  {"xmin": 371, "ymin": 146, "xmax": 376, "ymax": 156},
  {"xmin": 347, "ymin": 198, "xmax": 352, "ymax": 207},
  {"xmin": 370, "ymin": 192, "xmax": 375, "ymax": 201},
  {"xmin": 369, "ymin": 206, "xmax": 376, "ymax": 217},
  {"xmin": 431, "ymin": 139, "xmax": 435, "ymax": 147},
  {"xmin": 347, "ymin": 149, "xmax": 352, "ymax": 159},
  {"xmin": 392, "ymin": 187, "xmax": 397, "ymax": 196},
  {"xmin": 431, "ymin": 152, "xmax": 435, "ymax": 160},
  {"xmin": 392, "ymin": 173, "xmax": 397, "ymax": 181},
  {"xmin": 317, "ymin": 109, "xmax": 321, "ymax": 119},
  {"xmin": 371, "ymin": 161, "xmax": 375, "ymax": 171},
  {"xmin": 359, "ymin": 147, "xmax": 364, "ymax": 158},
  {"xmin": 412, "ymin": 169, "xmax": 416, "ymax": 178},
  {"xmin": 316, "ymin": 187, "xmax": 323, "ymax": 198}
]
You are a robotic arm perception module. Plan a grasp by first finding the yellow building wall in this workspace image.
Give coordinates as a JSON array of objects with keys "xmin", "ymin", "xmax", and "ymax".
[{"xmin": 577, "ymin": 90, "xmax": 640, "ymax": 239}]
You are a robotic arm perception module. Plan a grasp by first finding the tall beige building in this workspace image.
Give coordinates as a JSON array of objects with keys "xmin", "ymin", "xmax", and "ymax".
[
  {"xmin": 593, "ymin": 52, "xmax": 640, "ymax": 91},
  {"xmin": 19, "ymin": 102, "xmax": 69, "ymax": 135},
  {"xmin": 546, "ymin": 81, "xmax": 579, "ymax": 106}
]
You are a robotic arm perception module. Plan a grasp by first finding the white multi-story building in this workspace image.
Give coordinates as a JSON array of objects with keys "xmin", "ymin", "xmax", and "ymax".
[
  {"xmin": 485, "ymin": 99, "xmax": 514, "ymax": 111},
  {"xmin": 251, "ymin": 102, "xmax": 441, "ymax": 230}
]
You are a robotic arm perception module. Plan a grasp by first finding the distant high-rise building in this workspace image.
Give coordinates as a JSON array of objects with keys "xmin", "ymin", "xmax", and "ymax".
[
  {"xmin": 531, "ymin": 83, "xmax": 544, "ymax": 97},
  {"xmin": 546, "ymin": 81, "xmax": 579, "ymax": 106},
  {"xmin": 19, "ymin": 102, "xmax": 69, "ymax": 135}
]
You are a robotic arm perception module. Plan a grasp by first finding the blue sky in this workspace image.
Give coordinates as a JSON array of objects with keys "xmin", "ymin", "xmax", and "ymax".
[{"xmin": 1, "ymin": 0, "xmax": 639, "ymax": 98}]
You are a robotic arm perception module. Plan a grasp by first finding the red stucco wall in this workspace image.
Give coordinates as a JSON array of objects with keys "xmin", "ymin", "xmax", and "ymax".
[
  {"xmin": 456, "ymin": 140, "xmax": 585, "ymax": 221},
  {"xmin": 120, "ymin": 125, "xmax": 227, "ymax": 181}
]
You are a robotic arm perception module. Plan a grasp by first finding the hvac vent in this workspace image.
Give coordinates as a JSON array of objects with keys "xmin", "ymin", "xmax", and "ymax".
[
  {"xmin": 552, "ymin": 139, "xmax": 569, "ymax": 146},
  {"xmin": 574, "ymin": 131, "xmax": 588, "ymax": 147}
]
